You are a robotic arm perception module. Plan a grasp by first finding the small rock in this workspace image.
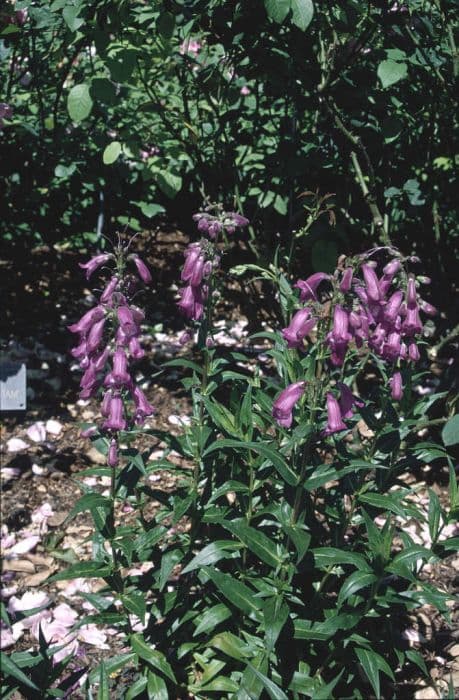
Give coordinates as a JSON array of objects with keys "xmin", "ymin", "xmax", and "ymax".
[
  {"xmin": 48, "ymin": 512, "xmax": 67, "ymax": 527},
  {"xmin": 86, "ymin": 447, "xmax": 106, "ymax": 465}
]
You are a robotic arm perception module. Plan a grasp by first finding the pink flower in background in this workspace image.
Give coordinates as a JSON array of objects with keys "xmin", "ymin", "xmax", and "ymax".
[{"xmin": 180, "ymin": 38, "xmax": 201, "ymax": 56}]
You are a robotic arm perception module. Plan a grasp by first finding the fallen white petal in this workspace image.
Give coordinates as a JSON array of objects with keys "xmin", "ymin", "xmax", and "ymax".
[
  {"xmin": 27, "ymin": 422, "xmax": 47, "ymax": 443},
  {"xmin": 9, "ymin": 535, "xmax": 40, "ymax": 555},
  {"xmin": 6, "ymin": 438, "xmax": 28, "ymax": 452},
  {"xmin": 45, "ymin": 419, "xmax": 63, "ymax": 435}
]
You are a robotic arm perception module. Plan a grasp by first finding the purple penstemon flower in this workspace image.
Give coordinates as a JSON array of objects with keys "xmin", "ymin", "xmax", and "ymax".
[
  {"xmin": 361, "ymin": 264, "xmax": 381, "ymax": 302},
  {"xmin": 79, "ymin": 254, "xmax": 113, "ymax": 280},
  {"xmin": 390, "ymin": 371, "xmax": 403, "ymax": 401},
  {"xmin": 103, "ymin": 395, "xmax": 127, "ymax": 431},
  {"xmin": 294, "ymin": 273, "xmax": 330, "ymax": 302},
  {"xmin": 68, "ymin": 306, "xmax": 105, "ymax": 334},
  {"xmin": 339, "ymin": 268, "xmax": 353, "ymax": 293},
  {"xmin": 178, "ymin": 284, "xmax": 205, "ymax": 321},
  {"xmin": 131, "ymin": 255, "xmax": 152, "ymax": 284},
  {"xmin": 132, "ymin": 387, "xmax": 155, "ymax": 425},
  {"xmin": 272, "ymin": 381, "xmax": 306, "ymax": 428},
  {"xmin": 100, "ymin": 276, "xmax": 119, "ymax": 304},
  {"xmin": 323, "ymin": 393, "xmax": 347, "ymax": 436},
  {"xmin": 337, "ymin": 383, "xmax": 364, "ymax": 419},
  {"xmin": 326, "ymin": 305, "xmax": 352, "ymax": 366},
  {"xmin": 282, "ymin": 308, "xmax": 316, "ymax": 349}
]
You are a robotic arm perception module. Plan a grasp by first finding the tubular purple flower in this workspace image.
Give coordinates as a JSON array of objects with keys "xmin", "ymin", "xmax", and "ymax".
[
  {"xmin": 379, "ymin": 259, "xmax": 401, "ymax": 295},
  {"xmin": 384, "ymin": 290, "xmax": 404, "ymax": 324},
  {"xmin": 406, "ymin": 276, "xmax": 417, "ymax": 309},
  {"xmin": 79, "ymin": 254, "xmax": 112, "ymax": 280},
  {"xmin": 383, "ymin": 259, "xmax": 402, "ymax": 277},
  {"xmin": 93, "ymin": 346, "xmax": 110, "ymax": 372},
  {"xmin": 70, "ymin": 339, "xmax": 88, "ymax": 359},
  {"xmin": 228, "ymin": 212, "xmax": 249, "ymax": 228},
  {"xmin": 408, "ymin": 342, "xmax": 420, "ymax": 362},
  {"xmin": 282, "ymin": 308, "xmax": 316, "ymax": 348},
  {"xmin": 68, "ymin": 306, "xmax": 105, "ymax": 334},
  {"xmin": 331, "ymin": 305, "xmax": 351, "ymax": 343},
  {"xmin": 339, "ymin": 268, "xmax": 353, "ymax": 293},
  {"xmin": 107, "ymin": 439, "xmax": 119, "ymax": 467},
  {"xmin": 132, "ymin": 386, "xmax": 155, "ymax": 424},
  {"xmin": 383, "ymin": 332, "xmax": 402, "ymax": 361},
  {"xmin": 419, "ymin": 300, "xmax": 437, "ymax": 316},
  {"xmin": 80, "ymin": 364, "xmax": 98, "ymax": 391},
  {"xmin": 337, "ymin": 383, "xmax": 365, "ymax": 419},
  {"xmin": 294, "ymin": 273, "xmax": 330, "ymax": 302},
  {"xmin": 362, "ymin": 264, "xmax": 381, "ymax": 302},
  {"xmin": 101, "ymin": 391, "xmax": 112, "ymax": 417},
  {"xmin": 208, "ymin": 221, "xmax": 222, "ymax": 239},
  {"xmin": 197, "ymin": 217, "xmax": 210, "ymax": 233},
  {"xmin": 128, "ymin": 336, "xmax": 145, "ymax": 359},
  {"xmin": 131, "ymin": 255, "xmax": 152, "ymax": 284},
  {"xmin": 104, "ymin": 349, "xmax": 131, "ymax": 387},
  {"xmin": 181, "ymin": 246, "xmax": 201, "ymax": 280},
  {"xmin": 86, "ymin": 318, "xmax": 106, "ymax": 354},
  {"xmin": 118, "ymin": 306, "xmax": 135, "ymax": 327},
  {"xmin": 272, "ymin": 381, "xmax": 306, "ymax": 428},
  {"xmin": 100, "ymin": 276, "xmax": 119, "ymax": 303},
  {"xmin": 369, "ymin": 324, "xmax": 386, "ymax": 351},
  {"xmin": 402, "ymin": 306, "xmax": 422, "ymax": 336},
  {"xmin": 354, "ymin": 286, "xmax": 369, "ymax": 306},
  {"xmin": 177, "ymin": 285, "xmax": 205, "ymax": 320},
  {"xmin": 349, "ymin": 311, "xmax": 362, "ymax": 329},
  {"xmin": 103, "ymin": 395, "xmax": 126, "ymax": 431},
  {"xmin": 390, "ymin": 371, "xmax": 403, "ymax": 401},
  {"xmin": 323, "ymin": 393, "xmax": 347, "ymax": 436}
]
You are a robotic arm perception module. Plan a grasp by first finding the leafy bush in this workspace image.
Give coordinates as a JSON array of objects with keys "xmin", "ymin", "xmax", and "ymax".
[{"xmin": 1, "ymin": 0, "xmax": 458, "ymax": 281}]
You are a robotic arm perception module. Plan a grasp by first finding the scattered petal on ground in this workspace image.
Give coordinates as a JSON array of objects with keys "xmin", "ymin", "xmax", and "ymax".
[
  {"xmin": 6, "ymin": 438, "xmax": 28, "ymax": 452},
  {"xmin": 27, "ymin": 421, "xmax": 47, "ymax": 443},
  {"xmin": 9, "ymin": 535, "xmax": 40, "ymax": 555},
  {"xmin": 8, "ymin": 590, "xmax": 51, "ymax": 613},
  {"xmin": 168, "ymin": 414, "xmax": 191, "ymax": 426},
  {"xmin": 78, "ymin": 624, "xmax": 109, "ymax": 648},
  {"xmin": 45, "ymin": 419, "xmax": 63, "ymax": 435}
]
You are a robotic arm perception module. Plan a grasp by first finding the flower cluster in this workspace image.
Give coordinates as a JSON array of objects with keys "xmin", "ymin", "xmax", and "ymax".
[
  {"xmin": 273, "ymin": 251, "xmax": 435, "ymax": 434},
  {"xmin": 192, "ymin": 209, "xmax": 249, "ymax": 239},
  {"xmin": 326, "ymin": 257, "xmax": 435, "ymax": 398},
  {"xmin": 177, "ymin": 208, "xmax": 249, "ymax": 323},
  {"xmin": 69, "ymin": 249, "xmax": 154, "ymax": 464}
]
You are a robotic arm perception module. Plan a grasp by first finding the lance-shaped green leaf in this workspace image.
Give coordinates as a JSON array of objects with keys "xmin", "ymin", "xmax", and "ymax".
[
  {"xmin": 312, "ymin": 547, "xmax": 372, "ymax": 572},
  {"xmin": 355, "ymin": 647, "xmax": 394, "ymax": 698},
  {"xmin": 193, "ymin": 603, "xmax": 232, "ymax": 637},
  {"xmin": 337, "ymin": 571, "xmax": 378, "ymax": 607},
  {"xmin": 130, "ymin": 634, "xmax": 176, "ymax": 682},
  {"xmin": 218, "ymin": 518, "xmax": 284, "ymax": 567},
  {"xmin": 0, "ymin": 652, "xmax": 40, "ymax": 690},
  {"xmin": 246, "ymin": 663, "xmax": 289, "ymax": 700},
  {"xmin": 263, "ymin": 596, "xmax": 289, "ymax": 653},
  {"xmin": 202, "ymin": 567, "xmax": 262, "ymax": 617},
  {"xmin": 203, "ymin": 439, "xmax": 298, "ymax": 485},
  {"xmin": 182, "ymin": 540, "xmax": 242, "ymax": 573},
  {"xmin": 49, "ymin": 561, "xmax": 112, "ymax": 581}
]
